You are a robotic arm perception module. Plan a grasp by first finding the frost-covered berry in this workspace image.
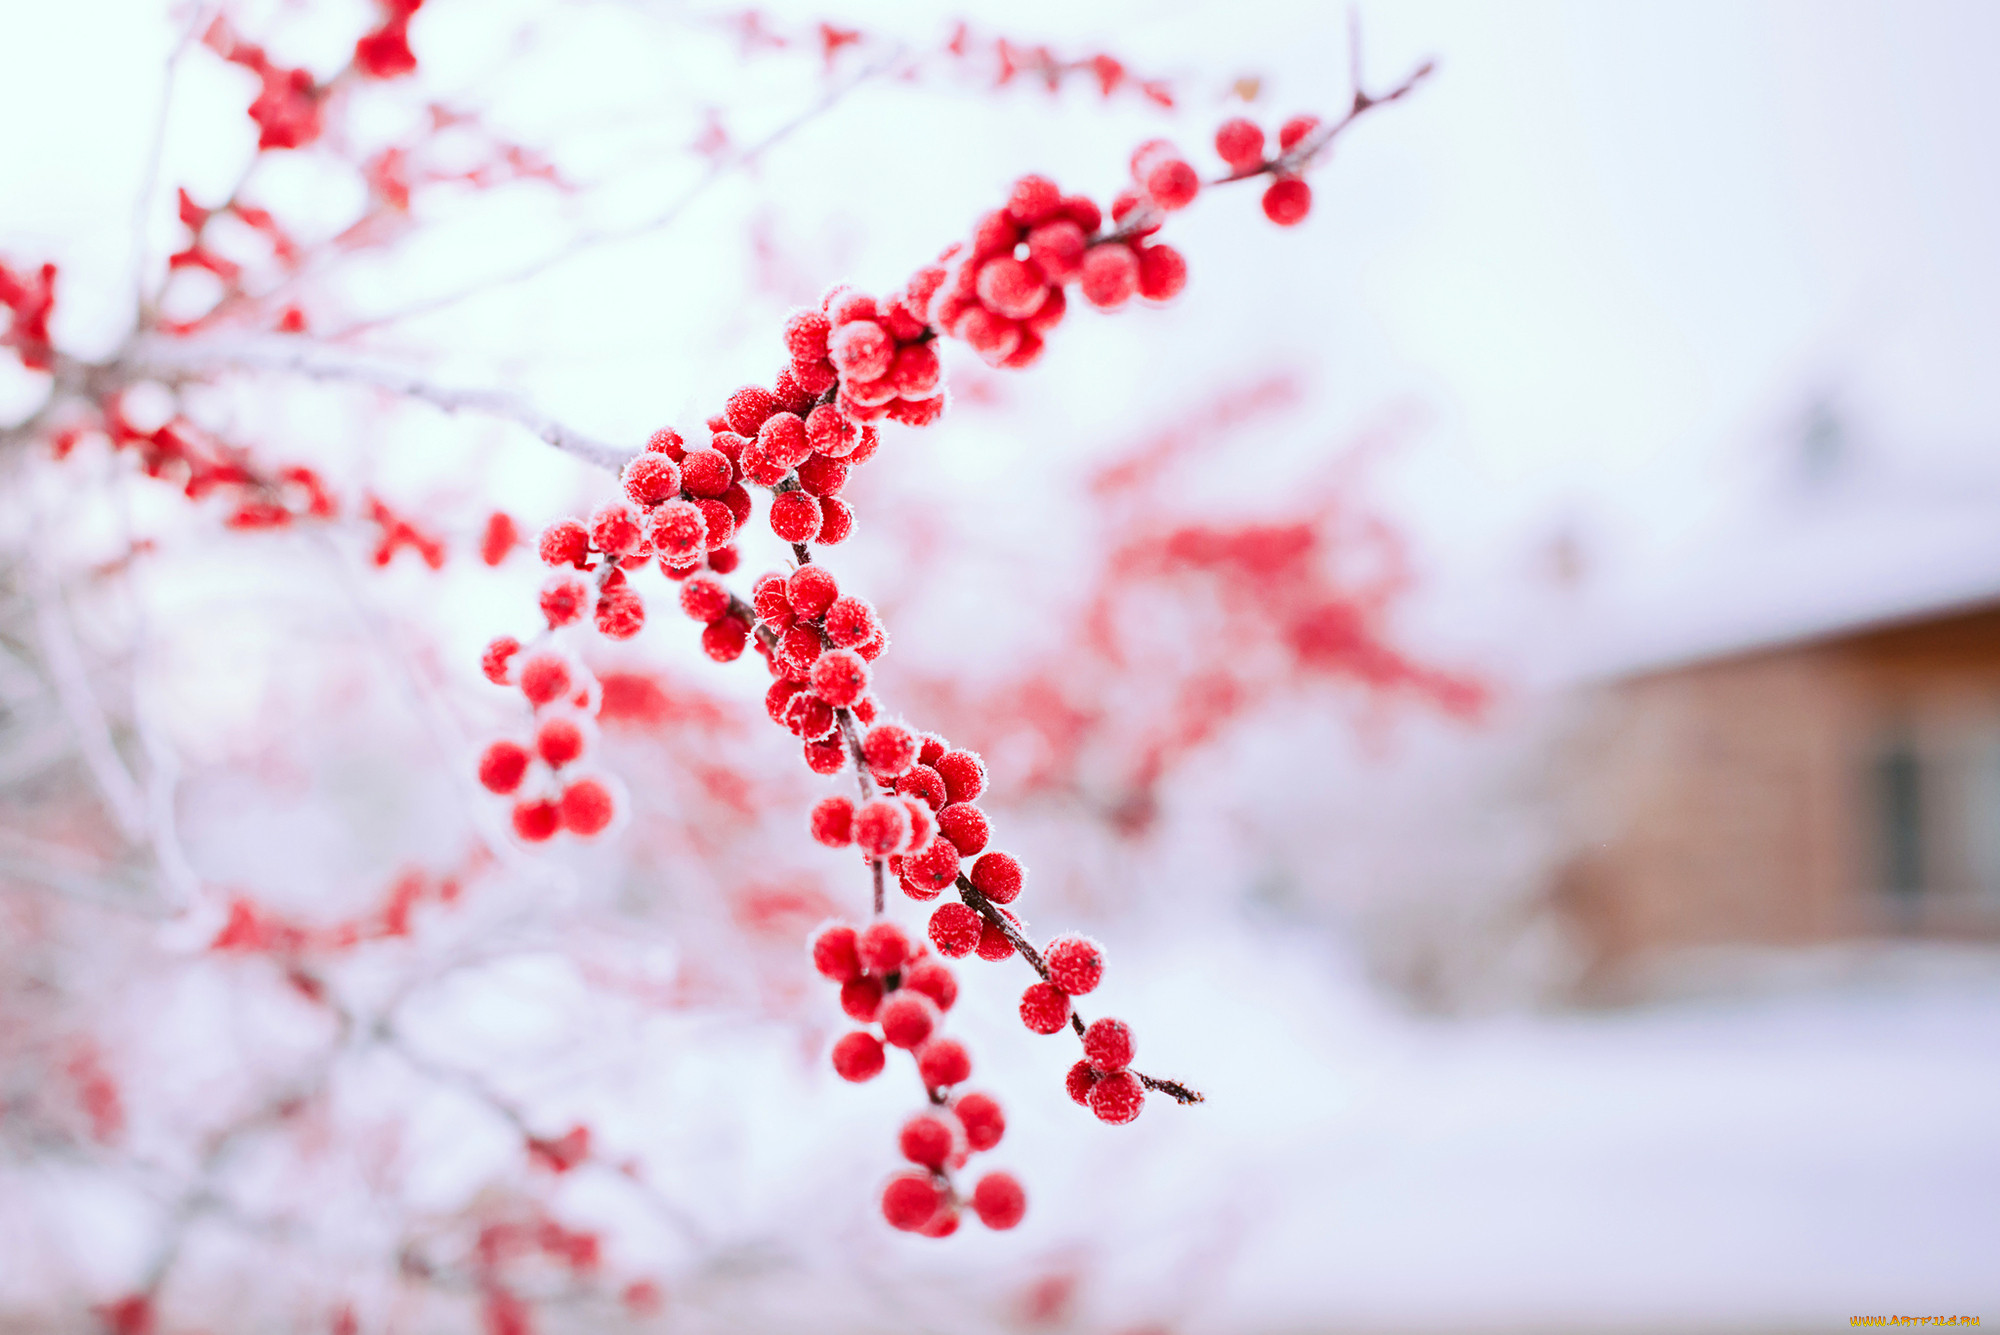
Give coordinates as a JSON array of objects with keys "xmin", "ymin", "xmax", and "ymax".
[
  {"xmin": 1019, "ymin": 982, "xmax": 1070, "ymax": 1035},
  {"xmin": 918, "ymin": 734, "xmax": 947, "ymax": 766},
  {"xmin": 1065, "ymin": 1059, "xmax": 1098, "ymax": 1106},
  {"xmin": 1278, "ymin": 113, "xmax": 1321, "ymax": 152},
  {"xmin": 513, "ymin": 798, "xmax": 560, "ymax": 842},
  {"xmin": 804, "ymin": 735, "xmax": 846, "ymax": 774},
  {"xmin": 739, "ymin": 436, "xmax": 788, "ymax": 487},
  {"xmin": 933, "ymin": 750, "xmax": 986, "ymax": 804},
  {"xmin": 559, "ymin": 778, "xmax": 616, "ymax": 835},
  {"xmin": 904, "ymin": 959, "xmax": 958, "ymax": 1013},
  {"xmin": 812, "ymin": 922, "xmax": 862, "ymax": 981},
  {"xmin": 795, "ymin": 452, "xmax": 850, "ymax": 498},
  {"xmin": 859, "ymin": 919, "xmax": 911, "ymax": 974},
  {"xmin": 840, "ymin": 976, "xmax": 882, "ymax": 1022},
  {"xmin": 1006, "ymin": 172, "xmax": 1061, "ymax": 225},
  {"xmin": 696, "ymin": 499, "xmax": 737, "ymax": 551},
  {"xmin": 975, "ymin": 915, "xmax": 1016, "ymax": 961},
  {"xmin": 900, "ymin": 1113, "xmax": 956, "ymax": 1169},
  {"xmin": 901, "ymin": 838, "xmax": 961, "ymax": 896},
  {"xmin": 971, "ymin": 1172, "xmax": 1025, "ymax": 1230},
  {"xmin": 787, "ymin": 565, "xmax": 838, "ymax": 619},
  {"xmin": 810, "ymin": 795, "xmax": 855, "ymax": 847},
  {"xmin": 929, "ymin": 902, "xmax": 982, "ymax": 957},
  {"xmin": 916, "ymin": 1037, "xmax": 971, "ymax": 1089},
  {"xmin": 969, "ymin": 851, "xmax": 1023, "ymax": 905},
  {"xmin": 478, "ymin": 740, "xmax": 530, "ymax": 794},
  {"xmin": 881, "ymin": 1171, "xmax": 942, "ymax": 1231},
  {"xmin": 975, "ymin": 256, "xmax": 1048, "ymax": 321},
  {"xmin": 751, "ymin": 573, "xmax": 794, "ymax": 629},
  {"xmin": 769, "ymin": 491, "xmax": 823, "ymax": 544},
  {"xmin": 1026, "ymin": 219, "xmax": 1087, "ymax": 284},
  {"xmin": 862, "ymin": 723, "xmax": 918, "ymax": 779},
  {"xmin": 784, "ymin": 308, "xmax": 832, "ymax": 364},
  {"xmin": 1142, "ymin": 155, "xmax": 1200, "ymax": 211},
  {"xmin": 649, "ymin": 500, "xmax": 707, "ymax": 561},
  {"xmin": 901, "ymin": 797, "xmax": 936, "ymax": 858},
  {"xmin": 540, "ymin": 573, "xmax": 590, "ymax": 628},
  {"xmin": 1082, "ymin": 1017, "xmax": 1134, "ymax": 1073},
  {"xmin": 1215, "ymin": 116, "xmax": 1266, "ymax": 171},
  {"xmin": 595, "ymin": 583, "xmax": 645, "ymax": 639},
  {"xmin": 725, "ymin": 385, "xmax": 781, "ymax": 437},
  {"xmin": 1080, "ymin": 244, "xmax": 1140, "ymax": 309},
  {"xmin": 832, "ymin": 1030, "xmax": 884, "ymax": 1082},
  {"xmin": 784, "ymin": 692, "xmax": 835, "ymax": 742},
  {"xmin": 828, "ymin": 320, "xmax": 893, "ymax": 382},
  {"xmin": 700, "ymin": 614, "xmax": 749, "ymax": 662},
  {"xmin": 1136, "ymin": 243, "xmax": 1187, "ymax": 302},
  {"xmin": 1025, "ymin": 284, "xmax": 1067, "ymax": 334},
  {"xmin": 879, "ymin": 992, "xmax": 938, "ymax": 1049},
  {"xmin": 481, "ymin": 635, "xmax": 520, "ymax": 685},
  {"xmin": 1088, "ymin": 1071, "xmax": 1145, "ymax": 1124},
  {"xmin": 935, "ymin": 803, "xmax": 989, "ymax": 857},
  {"xmin": 535, "ymin": 717, "xmax": 586, "ymax": 769},
  {"xmin": 677, "ymin": 448, "xmax": 728, "ymax": 499},
  {"xmin": 758, "ymin": 412, "xmax": 812, "ymax": 469},
  {"xmin": 590, "ymin": 502, "xmax": 644, "ymax": 557},
  {"xmin": 821, "ymin": 597, "xmax": 876, "ymax": 650},
  {"xmin": 805, "ymin": 403, "xmax": 858, "ymax": 458},
  {"xmin": 679, "ymin": 574, "xmax": 732, "ymax": 623},
  {"xmin": 896, "ymin": 764, "xmax": 947, "ymax": 812},
  {"xmin": 954, "ymin": 1092, "xmax": 1004, "ymax": 1151},
  {"xmin": 777, "ymin": 623, "xmax": 824, "ymax": 679},
  {"xmin": 1044, "ymin": 937, "xmax": 1105, "ymax": 996},
  {"xmin": 766, "ymin": 679, "xmax": 803, "ymax": 725},
  {"xmin": 720, "ymin": 484, "xmax": 753, "ymax": 530},
  {"xmin": 1262, "ymin": 176, "xmax": 1312, "ymax": 226},
  {"xmin": 817, "ymin": 497, "xmax": 855, "ymax": 545},
  {"xmin": 646, "ymin": 427, "xmax": 685, "ymax": 458},
  {"xmin": 539, "ymin": 519, "xmax": 590, "ymax": 568},
  {"xmin": 850, "ymin": 697, "xmax": 879, "ymax": 726},
  {"xmin": 623, "ymin": 454, "xmax": 681, "ymax": 507},
  {"xmin": 853, "ymin": 797, "xmax": 911, "ymax": 858},
  {"xmin": 519, "ymin": 654, "xmax": 573, "ymax": 707}
]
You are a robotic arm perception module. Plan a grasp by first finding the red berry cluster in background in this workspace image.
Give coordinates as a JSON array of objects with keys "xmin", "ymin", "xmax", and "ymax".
[{"xmin": 811, "ymin": 920, "xmax": 1024, "ymax": 1234}]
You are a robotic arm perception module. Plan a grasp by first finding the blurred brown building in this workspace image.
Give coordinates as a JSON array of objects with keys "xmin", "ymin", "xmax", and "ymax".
[{"xmin": 1557, "ymin": 594, "xmax": 2000, "ymax": 988}]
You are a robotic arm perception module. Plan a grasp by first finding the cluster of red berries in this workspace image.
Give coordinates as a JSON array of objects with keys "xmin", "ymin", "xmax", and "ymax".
[
  {"xmin": 475, "ymin": 646, "xmax": 617, "ymax": 842},
  {"xmin": 1214, "ymin": 114, "xmax": 1324, "ymax": 226},
  {"xmin": 811, "ymin": 919, "xmax": 1025, "ymax": 1235},
  {"xmin": 785, "ymin": 283, "xmax": 946, "ymax": 429},
  {"xmin": 1017, "ymin": 937, "xmax": 1146, "ymax": 1124},
  {"xmin": 927, "ymin": 173, "xmax": 1187, "ymax": 369},
  {"xmin": 746, "ymin": 563, "xmax": 887, "ymax": 771}
]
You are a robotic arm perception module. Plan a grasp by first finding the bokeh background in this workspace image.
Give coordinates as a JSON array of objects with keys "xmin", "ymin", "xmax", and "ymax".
[{"xmin": 2, "ymin": 1, "xmax": 1997, "ymax": 1331}]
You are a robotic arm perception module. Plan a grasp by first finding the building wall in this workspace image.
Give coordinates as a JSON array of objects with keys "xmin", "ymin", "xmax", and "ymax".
[{"xmin": 1554, "ymin": 602, "xmax": 2000, "ymax": 985}]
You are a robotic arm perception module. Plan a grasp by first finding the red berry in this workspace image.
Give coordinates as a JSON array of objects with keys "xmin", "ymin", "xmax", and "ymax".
[
  {"xmin": 828, "ymin": 320, "xmax": 892, "ymax": 381},
  {"xmin": 758, "ymin": 412, "xmax": 811, "ymax": 469},
  {"xmin": 1079, "ymin": 244, "xmax": 1140, "ymax": 309},
  {"xmin": 481, "ymin": 635, "xmax": 519, "ymax": 685},
  {"xmin": 929, "ymin": 903, "xmax": 981, "ymax": 957},
  {"xmin": 975, "ymin": 257, "xmax": 1048, "ymax": 321},
  {"xmin": 1215, "ymin": 116, "xmax": 1266, "ymax": 171},
  {"xmin": 1060, "ymin": 193, "xmax": 1103, "ymax": 231},
  {"xmin": 954, "ymin": 1092, "xmax": 1004, "ymax": 1151},
  {"xmin": 787, "ymin": 565, "xmax": 838, "ymax": 619},
  {"xmin": 519, "ymin": 653, "xmax": 573, "ymax": 707},
  {"xmin": 1262, "ymin": 176, "xmax": 1312, "ymax": 226},
  {"xmin": 853, "ymin": 797, "xmax": 911, "ymax": 857},
  {"xmin": 861, "ymin": 723, "xmax": 918, "ymax": 779},
  {"xmin": 1088, "ymin": 1071, "xmax": 1145, "ymax": 1124},
  {"xmin": 622, "ymin": 454, "xmax": 682, "ymax": 507},
  {"xmin": 795, "ymin": 452, "xmax": 849, "ymax": 497},
  {"xmin": 784, "ymin": 692, "xmax": 835, "ymax": 741},
  {"xmin": 1082, "ymin": 1017, "xmax": 1134, "ymax": 1073},
  {"xmin": 478, "ymin": 740, "xmax": 530, "ymax": 794},
  {"xmin": 1025, "ymin": 283, "xmax": 1067, "ymax": 334},
  {"xmin": 1065, "ymin": 1060, "xmax": 1098, "ymax": 1106},
  {"xmin": 1142, "ymin": 157, "xmax": 1200, "ymax": 211},
  {"xmin": 916, "ymin": 1037, "xmax": 971, "ymax": 1089},
  {"xmin": 884, "ymin": 394, "xmax": 945, "ymax": 429},
  {"xmin": 769, "ymin": 491, "xmax": 822, "ymax": 544},
  {"xmin": 784, "ymin": 308, "xmax": 832, "ymax": 365},
  {"xmin": 917, "ymin": 732, "xmax": 946, "ymax": 767},
  {"xmin": 1006, "ymin": 173, "xmax": 1062, "ymax": 225},
  {"xmin": 975, "ymin": 915, "xmax": 1016, "ymax": 961},
  {"xmin": 534, "ymin": 717, "xmax": 586, "ymax": 769},
  {"xmin": 538, "ymin": 519, "xmax": 590, "ymax": 568},
  {"xmin": 885, "ymin": 343, "xmax": 940, "ymax": 399},
  {"xmin": 1278, "ymin": 113, "xmax": 1320, "ymax": 152},
  {"xmin": 539, "ymin": 572, "xmax": 590, "ymax": 628},
  {"xmin": 899, "ymin": 1113, "xmax": 956, "ymax": 1169},
  {"xmin": 932, "ymin": 750, "xmax": 986, "ymax": 804},
  {"xmin": 810, "ymin": 795, "xmax": 855, "ymax": 847},
  {"xmin": 589, "ymin": 502, "xmax": 644, "ymax": 556},
  {"xmin": 969, "ymin": 851, "xmax": 1023, "ymax": 904},
  {"xmin": 1136, "ymin": 243, "xmax": 1187, "ymax": 301},
  {"xmin": 805, "ymin": 404, "xmax": 859, "ymax": 458},
  {"xmin": 816, "ymin": 497, "xmax": 855, "ymax": 545},
  {"xmin": 678, "ymin": 574, "xmax": 731, "ymax": 622},
  {"xmin": 1019, "ymin": 982, "xmax": 1070, "ymax": 1035},
  {"xmin": 765, "ymin": 679, "xmax": 803, "ymax": 724},
  {"xmin": 879, "ymin": 991, "xmax": 938, "ymax": 1049},
  {"xmin": 595, "ymin": 583, "xmax": 645, "ymax": 639},
  {"xmin": 648, "ymin": 500, "xmax": 707, "ymax": 561},
  {"xmin": 901, "ymin": 838, "xmax": 960, "ymax": 896},
  {"xmin": 895, "ymin": 764, "xmax": 947, "ymax": 812},
  {"xmin": 739, "ymin": 436, "xmax": 787, "ymax": 487},
  {"xmin": 512, "ymin": 798, "xmax": 560, "ymax": 842},
  {"xmin": 645, "ymin": 427, "xmax": 685, "ymax": 458},
  {"xmin": 957, "ymin": 307, "xmax": 1021, "ymax": 365},
  {"xmin": 676, "ymin": 448, "xmax": 727, "ymax": 499},
  {"xmin": 559, "ymin": 778, "xmax": 616, "ymax": 836},
  {"xmin": 803, "ymin": 735, "xmax": 846, "ymax": 774},
  {"xmin": 777, "ymin": 623, "xmax": 823, "ymax": 680},
  {"xmin": 822, "ymin": 596, "xmax": 878, "ymax": 648},
  {"xmin": 840, "ymin": 975, "xmax": 882, "ymax": 1022},
  {"xmin": 720, "ymin": 483, "xmax": 753, "ymax": 530},
  {"xmin": 751, "ymin": 573, "xmax": 794, "ymax": 629},
  {"xmin": 700, "ymin": 614, "xmax": 749, "ymax": 662},
  {"xmin": 880, "ymin": 1171, "xmax": 941, "ymax": 1231},
  {"xmin": 811, "ymin": 922, "xmax": 862, "ymax": 981},
  {"xmin": 831, "ymin": 1030, "xmax": 884, "ymax": 1082},
  {"xmin": 850, "ymin": 696, "xmax": 879, "ymax": 726},
  {"xmin": 935, "ymin": 803, "xmax": 989, "ymax": 857},
  {"xmin": 970, "ymin": 1172, "xmax": 1025, "ymax": 1230},
  {"xmin": 1045, "ymin": 937, "xmax": 1104, "ymax": 996},
  {"xmin": 725, "ymin": 385, "xmax": 780, "ymax": 436},
  {"xmin": 1026, "ymin": 220, "xmax": 1086, "ymax": 284},
  {"xmin": 696, "ymin": 496, "xmax": 737, "ymax": 550},
  {"xmin": 969, "ymin": 208, "xmax": 1022, "ymax": 259},
  {"xmin": 859, "ymin": 919, "xmax": 911, "ymax": 974},
  {"xmin": 904, "ymin": 959, "xmax": 958, "ymax": 1013}
]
